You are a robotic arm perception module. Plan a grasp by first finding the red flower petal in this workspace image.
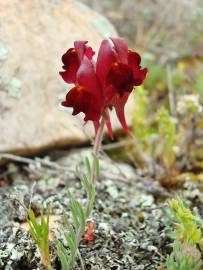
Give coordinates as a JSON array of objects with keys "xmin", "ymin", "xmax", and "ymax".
[
  {"xmin": 85, "ymin": 47, "xmax": 95, "ymax": 60},
  {"xmin": 128, "ymin": 50, "xmax": 141, "ymax": 66},
  {"xmin": 61, "ymin": 85, "xmax": 100, "ymax": 122},
  {"xmin": 62, "ymin": 57, "xmax": 103, "ymax": 122},
  {"xmin": 59, "ymin": 48, "xmax": 79, "ymax": 83},
  {"xmin": 60, "ymin": 42, "xmax": 95, "ymax": 84},
  {"xmin": 96, "ymin": 39, "xmax": 116, "ymax": 88},
  {"xmin": 74, "ymin": 41, "xmax": 95, "ymax": 61},
  {"xmin": 74, "ymin": 41, "xmax": 87, "ymax": 61},
  {"xmin": 61, "ymin": 48, "xmax": 76, "ymax": 69},
  {"xmin": 111, "ymin": 37, "xmax": 128, "ymax": 64},
  {"xmin": 133, "ymin": 67, "xmax": 148, "ymax": 86},
  {"xmin": 128, "ymin": 50, "xmax": 148, "ymax": 86},
  {"xmin": 106, "ymin": 62, "xmax": 134, "ymax": 95},
  {"xmin": 77, "ymin": 57, "xmax": 102, "ymax": 99},
  {"xmin": 112, "ymin": 93, "xmax": 131, "ymax": 136}
]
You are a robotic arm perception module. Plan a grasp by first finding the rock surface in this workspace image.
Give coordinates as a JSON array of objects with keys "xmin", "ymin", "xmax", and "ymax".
[{"xmin": 0, "ymin": 0, "xmax": 135, "ymax": 155}]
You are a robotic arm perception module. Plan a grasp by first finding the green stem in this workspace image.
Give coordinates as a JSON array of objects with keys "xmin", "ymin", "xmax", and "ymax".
[
  {"xmin": 91, "ymin": 113, "xmax": 106, "ymax": 184},
  {"xmin": 70, "ymin": 113, "xmax": 106, "ymax": 268}
]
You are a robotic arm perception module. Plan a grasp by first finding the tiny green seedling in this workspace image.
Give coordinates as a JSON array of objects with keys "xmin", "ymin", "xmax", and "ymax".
[{"xmin": 27, "ymin": 208, "xmax": 52, "ymax": 270}]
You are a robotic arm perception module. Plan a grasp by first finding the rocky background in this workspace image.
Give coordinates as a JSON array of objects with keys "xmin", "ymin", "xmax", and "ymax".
[{"xmin": 0, "ymin": 0, "xmax": 136, "ymax": 155}]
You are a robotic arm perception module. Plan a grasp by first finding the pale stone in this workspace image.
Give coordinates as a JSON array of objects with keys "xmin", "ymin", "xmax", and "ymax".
[{"xmin": 0, "ymin": 0, "xmax": 134, "ymax": 155}]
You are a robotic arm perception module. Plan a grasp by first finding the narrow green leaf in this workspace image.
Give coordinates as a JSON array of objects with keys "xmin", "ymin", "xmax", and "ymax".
[
  {"xmin": 69, "ymin": 192, "xmax": 86, "ymax": 229},
  {"xmin": 28, "ymin": 209, "xmax": 41, "ymax": 235},
  {"xmin": 81, "ymin": 175, "xmax": 91, "ymax": 196},
  {"xmin": 90, "ymin": 184, "xmax": 96, "ymax": 199},
  {"xmin": 71, "ymin": 195, "xmax": 86, "ymax": 230},
  {"xmin": 46, "ymin": 207, "xmax": 51, "ymax": 228},
  {"xmin": 27, "ymin": 220, "xmax": 39, "ymax": 244},
  {"xmin": 40, "ymin": 209, "xmax": 49, "ymax": 242},
  {"xmin": 67, "ymin": 191, "xmax": 79, "ymax": 229},
  {"xmin": 69, "ymin": 224, "xmax": 76, "ymax": 246},
  {"xmin": 63, "ymin": 211, "xmax": 69, "ymax": 226},
  {"xmin": 65, "ymin": 233, "xmax": 76, "ymax": 262},
  {"xmin": 63, "ymin": 211, "xmax": 76, "ymax": 246},
  {"xmin": 40, "ymin": 210, "xmax": 46, "ymax": 230},
  {"xmin": 93, "ymin": 154, "xmax": 100, "ymax": 177},
  {"xmin": 69, "ymin": 203, "xmax": 79, "ymax": 229},
  {"xmin": 63, "ymin": 211, "xmax": 72, "ymax": 231},
  {"xmin": 86, "ymin": 197, "xmax": 95, "ymax": 217},
  {"xmin": 75, "ymin": 201, "xmax": 86, "ymax": 233},
  {"xmin": 56, "ymin": 241, "xmax": 70, "ymax": 270},
  {"xmin": 85, "ymin": 157, "xmax": 91, "ymax": 178},
  {"xmin": 82, "ymin": 174, "xmax": 95, "ymax": 201}
]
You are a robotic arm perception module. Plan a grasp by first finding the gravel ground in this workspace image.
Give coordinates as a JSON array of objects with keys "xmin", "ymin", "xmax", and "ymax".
[
  {"xmin": 0, "ymin": 149, "xmax": 171, "ymax": 270},
  {"xmin": 1, "ymin": 149, "xmax": 203, "ymax": 269}
]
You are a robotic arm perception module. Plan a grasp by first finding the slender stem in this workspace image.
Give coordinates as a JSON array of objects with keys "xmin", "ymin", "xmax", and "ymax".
[
  {"xmin": 77, "ymin": 249, "xmax": 86, "ymax": 270},
  {"xmin": 73, "ymin": 113, "xmax": 106, "ymax": 267},
  {"xmin": 93, "ymin": 113, "xmax": 106, "ymax": 156},
  {"xmin": 91, "ymin": 114, "xmax": 106, "ymax": 184}
]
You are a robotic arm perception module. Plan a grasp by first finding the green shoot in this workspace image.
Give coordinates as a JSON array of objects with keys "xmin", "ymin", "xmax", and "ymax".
[
  {"xmin": 92, "ymin": 153, "xmax": 100, "ymax": 178},
  {"xmin": 132, "ymin": 86, "xmax": 150, "ymax": 147},
  {"xmin": 56, "ymin": 156, "xmax": 97, "ymax": 270},
  {"xmin": 168, "ymin": 198, "xmax": 202, "ymax": 246},
  {"xmin": 166, "ymin": 198, "xmax": 203, "ymax": 270},
  {"xmin": 156, "ymin": 107, "xmax": 176, "ymax": 171},
  {"xmin": 27, "ymin": 208, "xmax": 52, "ymax": 269},
  {"xmin": 167, "ymin": 243, "xmax": 202, "ymax": 270}
]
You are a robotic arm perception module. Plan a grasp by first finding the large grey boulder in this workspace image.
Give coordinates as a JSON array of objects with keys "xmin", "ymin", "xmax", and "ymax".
[{"xmin": 0, "ymin": 0, "xmax": 134, "ymax": 155}]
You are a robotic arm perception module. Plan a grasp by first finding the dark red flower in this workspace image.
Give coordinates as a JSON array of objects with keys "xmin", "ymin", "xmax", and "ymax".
[
  {"xmin": 61, "ymin": 56, "xmax": 103, "ymax": 122},
  {"xmin": 60, "ymin": 38, "xmax": 147, "ymax": 136},
  {"xmin": 96, "ymin": 38, "xmax": 148, "ymax": 134},
  {"xmin": 59, "ymin": 41, "xmax": 95, "ymax": 84}
]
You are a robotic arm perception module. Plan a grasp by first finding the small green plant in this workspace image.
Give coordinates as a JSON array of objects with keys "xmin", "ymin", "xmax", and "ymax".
[
  {"xmin": 132, "ymin": 86, "xmax": 151, "ymax": 146},
  {"xmin": 166, "ymin": 198, "xmax": 203, "ymax": 270},
  {"xmin": 130, "ymin": 57, "xmax": 202, "ymax": 188},
  {"xmin": 56, "ymin": 156, "xmax": 98, "ymax": 270},
  {"xmin": 27, "ymin": 208, "xmax": 52, "ymax": 270},
  {"xmin": 167, "ymin": 243, "xmax": 202, "ymax": 270},
  {"xmin": 168, "ymin": 198, "xmax": 202, "ymax": 245},
  {"xmin": 156, "ymin": 107, "xmax": 176, "ymax": 171}
]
